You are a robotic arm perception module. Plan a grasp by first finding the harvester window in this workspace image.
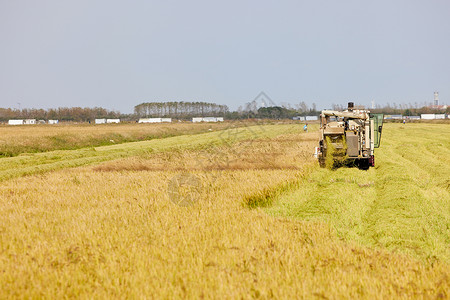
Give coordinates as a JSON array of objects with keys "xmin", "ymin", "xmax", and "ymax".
[{"xmin": 369, "ymin": 113, "xmax": 384, "ymax": 148}]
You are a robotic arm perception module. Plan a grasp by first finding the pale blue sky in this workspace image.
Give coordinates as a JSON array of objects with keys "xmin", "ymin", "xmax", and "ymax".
[{"xmin": 1, "ymin": 0, "xmax": 449, "ymax": 113}]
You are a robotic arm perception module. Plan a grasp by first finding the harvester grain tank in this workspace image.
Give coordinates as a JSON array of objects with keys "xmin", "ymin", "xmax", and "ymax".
[{"xmin": 315, "ymin": 102, "xmax": 383, "ymax": 169}]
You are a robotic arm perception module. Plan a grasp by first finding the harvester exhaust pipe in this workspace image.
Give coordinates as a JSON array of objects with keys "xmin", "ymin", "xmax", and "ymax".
[{"xmin": 348, "ymin": 102, "xmax": 354, "ymax": 111}]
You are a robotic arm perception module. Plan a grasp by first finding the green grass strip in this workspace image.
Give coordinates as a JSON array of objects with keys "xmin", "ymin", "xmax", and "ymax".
[{"xmin": 265, "ymin": 123, "xmax": 450, "ymax": 262}]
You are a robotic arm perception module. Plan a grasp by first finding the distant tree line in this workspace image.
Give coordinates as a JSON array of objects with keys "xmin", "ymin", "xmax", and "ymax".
[
  {"xmin": 225, "ymin": 100, "xmax": 320, "ymax": 119},
  {"xmin": 0, "ymin": 107, "xmax": 121, "ymax": 122},
  {"xmin": 134, "ymin": 102, "xmax": 229, "ymax": 118},
  {"xmin": 227, "ymin": 106, "xmax": 320, "ymax": 120},
  {"xmin": 331, "ymin": 102, "xmax": 449, "ymax": 115},
  {"xmin": 1, "ymin": 100, "xmax": 447, "ymax": 123},
  {"xmin": 369, "ymin": 106, "xmax": 449, "ymax": 115},
  {"xmin": 133, "ymin": 100, "xmax": 322, "ymax": 120}
]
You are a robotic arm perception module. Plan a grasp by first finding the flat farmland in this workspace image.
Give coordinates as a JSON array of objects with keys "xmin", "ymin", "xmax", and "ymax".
[
  {"xmin": 0, "ymin": 122, "xmax": 235, "ymax": 157},
  {"xmin": 0, "ymin": 122, "xmax": 448, "ymax": 298}
]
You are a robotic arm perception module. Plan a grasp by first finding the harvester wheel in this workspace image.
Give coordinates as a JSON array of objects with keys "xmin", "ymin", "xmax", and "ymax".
[
  {"xmin": 319, "ymin": 158, "xmax": 326, "ymax": 168},
  {"xmin": 358, "ymin": 159, "xmax": 370, "ymax": 170}
]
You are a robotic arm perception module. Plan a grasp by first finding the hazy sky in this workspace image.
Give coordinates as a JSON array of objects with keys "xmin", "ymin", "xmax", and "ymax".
[{"xmin": 1, "ymin": 0, "xmax": 449, "ymax": 113}]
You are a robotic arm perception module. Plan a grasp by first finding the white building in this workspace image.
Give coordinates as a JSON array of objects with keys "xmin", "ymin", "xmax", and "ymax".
[
  {"xmin": 203, "ymin": 117, "xmax": 218, "ymax": 122},
  {"xmin": 161, "ymin": 118, "xmax": 172, "ymax": 123},
  {"xmin": 95, "ymin": 119, "xmax": 107, "ymax": 124},
  {"xmin": 48, "ymin": 120, "xmax": 59, "ymax": 124},
  {"xmin": 421, "ymin": 114, "xmax": 435, "ymax": 120},
  {"xmin": 192, "ymin": 117, "xmax": 203, "ymax": 123},
  {"xmin": 139, "ymin": 118, "xmax": 161, "ymax": 123},
  {"xmin": 305, "ymin": 116, "xmax": 319, "ymax": 121},
  {"xmin": 384, "ymin": 115, "xmax": 403, "ymax": 120},
  {"xmin": 24, "ymin": 119, "xmax": 36, "ymax": 125},
  {"xmin": 435, "ymin": 114, "xmax": 445, "ymax": 120},
  {"xmin": 106, "ymin": 119, "xmax": 120, "ymax": 123},
  {"xmin": 192, "ymin": 117, "xmax": 224, "ymax": 123},
  {"xmin": 8, "ymin": 119, "xmax": 24, "ymax": 125}
]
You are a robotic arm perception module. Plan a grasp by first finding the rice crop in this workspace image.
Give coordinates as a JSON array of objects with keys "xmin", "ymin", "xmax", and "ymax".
[
  {"xmin": 0, "ymin": 122, "xmax": 448, "ymax": 298},
  {"xmin": 0, "ymin": 122, "xmax": 236, "ymax": 157}
]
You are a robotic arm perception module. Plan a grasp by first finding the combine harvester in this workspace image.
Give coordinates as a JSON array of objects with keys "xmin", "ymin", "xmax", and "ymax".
[{"xmin": 315, "ymin": 102, "xmax": 383, "ymax": 170}]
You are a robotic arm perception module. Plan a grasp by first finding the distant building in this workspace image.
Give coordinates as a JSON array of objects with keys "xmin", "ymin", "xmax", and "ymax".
[
  {"xmin": 8, "ymin": 119, "xmax": 24, "ymax": 125},
  {"xmin": 384, "ymin": 115, "xmax": 402, "ymax": 120},
  {"xmin": 95, "ymin": 119, "xmax": 106, "ymax": 124},
  {"xmin": 203, "ymin": 117, "xmax": 218, "ymax": 122},
  {"xmin": 48, "ymin": 120, "xmax": 59, "ymax": 124},
  {"xmin": 139, "ymin": 118, "xmax": 158, "ymax": 123},
  {"xmin": 106, "ymin": 119, "xmax": 120, "ymax": 124},
  {"xmin": 305, "ymin": 116, "xmax": 319, "ymax": 121},
  {"xmin": 24, "ymin": 119, "xmax": 36, "ymax": 125},
  {"xmin": 192, "ymin": 117, "xmax": 224, "ymax": 123},
  {"xmin": 421, "ymin": 114, "xmax": 435, "ymax": 120},
  {"xmin": 138, "ymin": 118, "xmax": 172, "ymax": 123}
]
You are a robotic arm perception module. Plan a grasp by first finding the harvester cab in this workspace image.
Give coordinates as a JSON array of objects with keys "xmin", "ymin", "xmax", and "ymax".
[{"xmin": 315, "ymin": 102, "xmax": 383, "ymax": 170}]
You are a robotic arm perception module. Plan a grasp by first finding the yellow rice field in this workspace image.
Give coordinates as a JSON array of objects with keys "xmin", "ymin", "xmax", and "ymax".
[{"xmin": 0, "ymin": 122, "xmax": 448, "ymax": 298}]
